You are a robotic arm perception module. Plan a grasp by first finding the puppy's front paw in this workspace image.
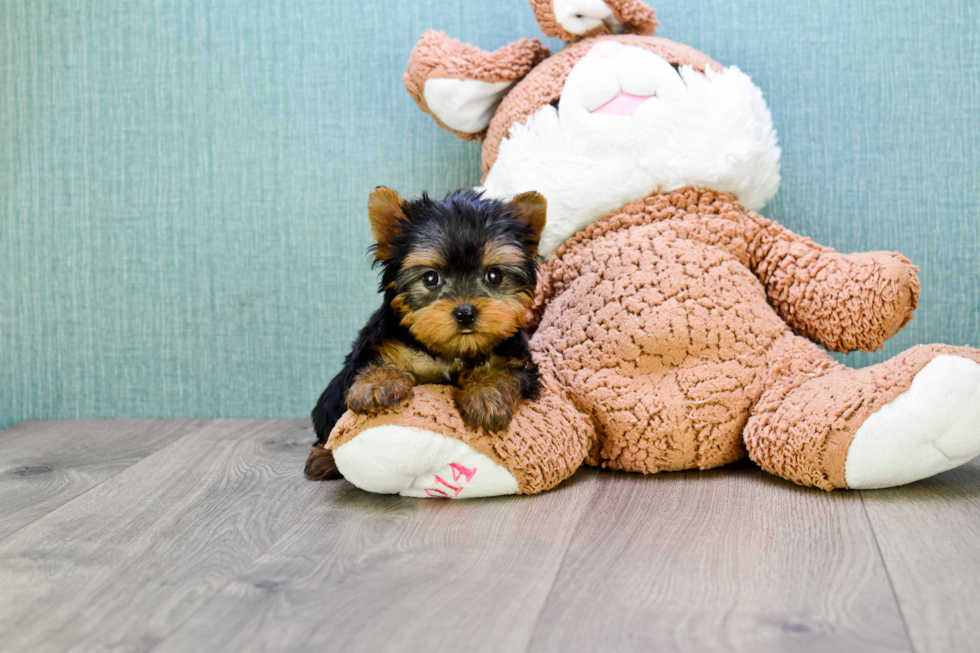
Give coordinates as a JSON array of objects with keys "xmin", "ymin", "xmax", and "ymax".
[
  {"xmin": 347, "ymin": 364, "xmax": 415, "ymax": 415},
  {"xmin": 455, "ymin": 369, "xmax": 522, "ymax": 432}
]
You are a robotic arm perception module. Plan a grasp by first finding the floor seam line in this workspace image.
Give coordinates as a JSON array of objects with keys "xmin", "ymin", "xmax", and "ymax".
[
  {"xmin": 0, "ymin": 420, "xmax": 209, "ymax": 546},
  {"xmin": 520, "ymin": 471, "xmax": 602, "ymax": 653},
  {"xmin": 147, "ymin": 488, "xmax": 328, "ymax": 651},
  {"xmin": 859, "ymin": 491, "xmax": 918, "ymax": 653}
]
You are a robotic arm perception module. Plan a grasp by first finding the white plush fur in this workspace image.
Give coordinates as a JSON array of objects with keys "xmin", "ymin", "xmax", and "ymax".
[
  {"xmin": 553, "ymin": 0, "xmax": 624, "ymax": 35},
  {"xmin": 333, "ymin": 425, "xmax": 519, "ymax": 498},
  {"xmin": 424, "ymin": 78, "xmax": 515, "ymax": 134},
  {"xmin": 481, "ymin": 46, "xmax": 781, "ymax": 258},
  {"xmin": 845, "ymin": 355, "xmax": 980, "ymax": 489}
]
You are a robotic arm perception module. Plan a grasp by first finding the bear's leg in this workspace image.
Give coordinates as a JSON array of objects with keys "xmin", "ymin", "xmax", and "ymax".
[
  {"xmin": 745, "ymin": 334, "xmax": 980, "ymax": 490},
  {"xmin": 325, "ymin": 375, "xmax": 594, "ymax": 498},
  {"xmin": 841, "ymin": 351, "xmax": 980, "ymax": 489}
]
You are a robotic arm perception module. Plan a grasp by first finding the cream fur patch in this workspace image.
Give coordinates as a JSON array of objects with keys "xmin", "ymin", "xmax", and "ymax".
[
  {"xmin": 553, "ymin": 0, "xmax": 624, "ymax": 35},
  {"xmin": 481, "ymin": 47, "xmax": 781, "ymax": 258},
  {"xmin": 424, "ymin": 78, "xmax": 516, "ymax": 134}
]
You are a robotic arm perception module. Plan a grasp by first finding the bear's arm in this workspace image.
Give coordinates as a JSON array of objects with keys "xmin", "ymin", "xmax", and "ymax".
[{"xmin": 740, "ymin": 212, "xmax": 920, "ymax": 353}]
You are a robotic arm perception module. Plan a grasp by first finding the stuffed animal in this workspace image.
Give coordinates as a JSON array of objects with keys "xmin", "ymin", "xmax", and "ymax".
[{"xmin": 325, "ymin": 0, "xmax": 980, "ymax": 498}]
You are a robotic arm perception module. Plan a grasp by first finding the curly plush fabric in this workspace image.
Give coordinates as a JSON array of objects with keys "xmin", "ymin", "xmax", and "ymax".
[
  {"xmin": 538, "ymin": 189, "xmax": 919, "ymax": 352},
  {"xmin": 745, "ymin": 340, "xmax": 980, "ymax": 490},
  {"xmin": 403, "ymin": 31, "xmax": 550, "ymax": 142},
  {"xmin": 329, "ymin": 188, "xmax": 979, "ymax": 492},
  {"xmin": 527, "ymin": 0, "xmax": 658, "ymax": 44},
  {"xmin": 747, "ymin": 227, "xmax": 919, "ymax": 352}
]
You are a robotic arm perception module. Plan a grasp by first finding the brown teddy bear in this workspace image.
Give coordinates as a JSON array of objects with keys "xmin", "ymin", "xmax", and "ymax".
[{"xmin": 323, "ymin": 0, "xmax": 980, "ymax": 498}]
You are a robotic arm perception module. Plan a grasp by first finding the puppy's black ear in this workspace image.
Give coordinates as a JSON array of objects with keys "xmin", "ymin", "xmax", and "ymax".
[
  {"xmin": 368, "ymin": 187, "xmax": 407, "ymax": 262},
  {"xmin": 509, "ymin": 191, "xmax": 547, "ymax": 255}
]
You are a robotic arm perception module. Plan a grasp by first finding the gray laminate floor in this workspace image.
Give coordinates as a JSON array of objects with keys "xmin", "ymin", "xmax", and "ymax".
[{"xmin": 1, "ymin": 419, "xmax": 978, "ymax": 653}]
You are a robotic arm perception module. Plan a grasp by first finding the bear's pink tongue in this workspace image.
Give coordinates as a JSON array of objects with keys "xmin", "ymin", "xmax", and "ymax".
[{"xmin": 592, "ymin": 93, "xmax": 650, "ymax": 116}]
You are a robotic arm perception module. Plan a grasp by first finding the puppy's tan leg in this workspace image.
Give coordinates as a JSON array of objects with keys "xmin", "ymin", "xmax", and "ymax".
[
  {"xmin": 346, "ymin": 363, "xmax": 415, "ymax": 415},
  {"xmin": 455, "ymin": 363, "xmax": 523, "ymax": 432}
]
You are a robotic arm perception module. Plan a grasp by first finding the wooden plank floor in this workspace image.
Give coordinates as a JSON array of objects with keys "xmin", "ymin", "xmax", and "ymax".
[{"xmin": 0, "ymin": 420, "xmax": 977, "ymax": 653}]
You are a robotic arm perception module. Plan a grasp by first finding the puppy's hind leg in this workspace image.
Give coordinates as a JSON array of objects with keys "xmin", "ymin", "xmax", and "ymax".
[
  {"xmin": 308, "ymin": 374, "xmax": 349, "ymax": 481},
  {"xmin": 305, "ymin": 445, "xmax": 343, "ymax": 481}
]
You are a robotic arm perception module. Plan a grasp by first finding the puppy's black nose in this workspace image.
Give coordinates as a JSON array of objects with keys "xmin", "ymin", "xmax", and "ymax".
[{"xmin": 453, "ymin": 304, "xmax": 477, "ymax": 326}]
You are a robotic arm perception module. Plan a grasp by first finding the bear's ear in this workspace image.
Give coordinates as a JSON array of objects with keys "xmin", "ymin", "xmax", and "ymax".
[
  {"xmin": 528, "ymin": 0, "xmax": 658, "ymax": 43},
  {"xmin": 510, "ymin": 191, "xmax": 548, "ymax": 254},
  {"xmin": 367, "ymin": 187, "xmax": 408, "ymax": 263},
  {"xmin": 404, "ymin": 31, "xmax": 550, "ymax": 141}
]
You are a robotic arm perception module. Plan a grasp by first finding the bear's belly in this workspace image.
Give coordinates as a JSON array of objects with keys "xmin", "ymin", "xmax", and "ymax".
[{"xmin": 531, "ymin": 232, "xmax": 789, "ymax": 473}]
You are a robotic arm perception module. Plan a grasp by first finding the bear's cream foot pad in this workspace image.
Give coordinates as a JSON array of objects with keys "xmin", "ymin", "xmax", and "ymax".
[
  {"xmin": 846, "ymin": 355, "xmax": 980, "ymax": 489},
  {"xmin": 332, "ymin": 425, "xmax": 519, "ymax": 498}
]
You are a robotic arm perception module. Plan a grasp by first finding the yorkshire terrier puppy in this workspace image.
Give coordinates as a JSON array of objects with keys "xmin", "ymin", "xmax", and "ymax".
[{"xmin": 305, "ymin": 187, "xmax": 547, "ymax": 481}]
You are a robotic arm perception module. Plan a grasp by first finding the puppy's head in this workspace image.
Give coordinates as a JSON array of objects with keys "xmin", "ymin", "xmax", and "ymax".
[{"xmin": 367, "ymin": 187, "xmax": 546, "ymax": 359}]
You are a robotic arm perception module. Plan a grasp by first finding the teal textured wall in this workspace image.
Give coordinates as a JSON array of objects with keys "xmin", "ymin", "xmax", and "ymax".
[{"xmin": 2, "ymin": 0, "xmax": 978, "ymax": 429}]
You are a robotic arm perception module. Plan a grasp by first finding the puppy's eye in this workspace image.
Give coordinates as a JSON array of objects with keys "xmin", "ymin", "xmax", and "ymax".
[
  {"xmin": 485, "ymin": 267, "xmax": 503, "ymax": 286},
  {"xmin": 422, "ymin": 271, "xmax": 441, "ymax": 289}
]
